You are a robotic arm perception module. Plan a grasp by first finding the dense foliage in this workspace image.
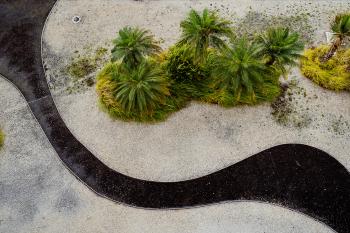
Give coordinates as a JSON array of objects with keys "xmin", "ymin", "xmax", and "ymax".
[
  {"xmin": 96, "ymin": 9, "xmax": 305, "ymax": 122},
  {"xmin": 257, "ymin": 27, "xmax": 305, "ymax": 74},
  {"xmin": 178, "ymin": 9, "xmax": 233, "ymax": 63},
  {"xmin": 210, "ymin": 38, "xmax": 277, "ymax": 103},
  {"xmin": 111, "ymin": 27, "xmax": 161, "ymax": 68},
  {"xmin": 301, "ymin": 46, "xmax": 350, "ymax": 91},
  {"xmin": 113, "ymin": 61, "xmax": 170, "ymax": 114},
  {"xmin": 163, "ymin": 45, "xmax": 207, "ymax": 83}
]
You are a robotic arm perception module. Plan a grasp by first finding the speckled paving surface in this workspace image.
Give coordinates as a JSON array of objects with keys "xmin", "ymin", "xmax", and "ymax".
[{"xmin": 0, "ymin": 1, "xmax": 349, "ymax": 233}]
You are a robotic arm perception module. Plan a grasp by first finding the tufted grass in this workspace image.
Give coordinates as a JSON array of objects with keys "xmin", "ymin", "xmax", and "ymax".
[
  {"xmin": 301, "ymin": 45, "xmax": 350, "ymax": 91},
  {"xmin": 0, "ymin": 129, "xmax": 5, "ymax": 149}
]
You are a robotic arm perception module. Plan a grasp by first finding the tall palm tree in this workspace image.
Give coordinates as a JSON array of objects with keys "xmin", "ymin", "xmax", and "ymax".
[
  {"xmin": 321, "ymin": 13, "xmax": 350, "ymax": 62},
  {"xmin": 257, "ymin": 27, "xmax": 304, "ymax": 73},
  {"xmin": 211, "ymin": 38, "xmax": 269, "ymax": 101},
  {"xmin": 111, "ymin": 27, "xmax": 162, "ymax": 68},
  {"xmin": 114, "ymin": 61, "xmax": 170, "ymax": 114},
  {"xmin": 178, "ymin": 8, "xmax": 233, "ymax": 63}
]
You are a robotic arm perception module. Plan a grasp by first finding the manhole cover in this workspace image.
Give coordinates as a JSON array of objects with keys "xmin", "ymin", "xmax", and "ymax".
[{"xmin": 72, "ymin": 16, "xmax": 81, "ymax": 24}]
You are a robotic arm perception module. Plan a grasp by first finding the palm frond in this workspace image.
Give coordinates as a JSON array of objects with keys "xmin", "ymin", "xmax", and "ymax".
[
  {"xmin": 111, "ymin": 27, "xmax": 162, "ymax": 68},
  {"xmin": 178, "ymin": 9, "xmax": 233, "ymax": 63},
  {"xmin": 114, "ymin": 61, "xmax": 170, "ymax": 114},
  {"xmin": 257, "ymin": 27, "xmax": 304, "ymax": 73}
]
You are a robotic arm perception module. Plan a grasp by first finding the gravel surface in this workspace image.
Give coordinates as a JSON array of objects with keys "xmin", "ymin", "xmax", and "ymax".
[
  {"xmin": 42, "ymin": 0, "xmax": 350, "ymax": 182},
  {"xmin": 0, "ymin": 76, "xmax": 335, "ymax": 233}
]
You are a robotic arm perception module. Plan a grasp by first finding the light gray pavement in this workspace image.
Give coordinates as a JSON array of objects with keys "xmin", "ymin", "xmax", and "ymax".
[
  {"xmin": 0, "ymin": 76, "xmax": 336, "ymax": 233},
  {"xmin": 43, "ymin": 0, "xmax": 350, "ymax": 182},
  {"xmin": 1, "ymin": 0, "xmax": 349, "ymax": 232}
]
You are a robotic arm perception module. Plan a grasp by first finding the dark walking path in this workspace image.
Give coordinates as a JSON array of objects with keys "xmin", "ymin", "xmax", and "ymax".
[{"xmin": 0, "ymin": 1, "xmax": 349, "ymax": 232}]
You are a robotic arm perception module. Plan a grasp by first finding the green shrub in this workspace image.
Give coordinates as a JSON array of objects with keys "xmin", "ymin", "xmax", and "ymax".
[
  {"xmin": 208, "ymin": 38, "xmax": 281, "ymax": 105},
  {"xmin": 113, "ymin": 61, "xmax": 170, "ymax": 114},
  {"xmin": 96, "ymin": 61, "xmax": 183, "ymax": 122},
  {"xmin": 301, "ymin": 46, "xmax": 350, "ymax": 91},
  {"xmin": 95, "ymin": 13, "xmax": 292, "ymax": 123},
  {"xmin": 0, "ymin": 129, "xmax": 5, "ymax": 149},
  {"xmin": 96, "ymin": 41, "xmax": 283, "ymax": 122},
  {"xmin": 111, "ymin": 27, "xmax": 161, "ymax": 68},
  {"xmin": 163, "ymin": 45, "xmax": 207, "ymax": 83},
  {"xmin": 178, "ymin": 8, "xmax": 234, "ymax": 63}
]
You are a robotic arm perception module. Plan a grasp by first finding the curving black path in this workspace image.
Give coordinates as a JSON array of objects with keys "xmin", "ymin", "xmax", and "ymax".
[{"xmin": 0, "ymin": 1, "xmax": 349, "ymax": 232}]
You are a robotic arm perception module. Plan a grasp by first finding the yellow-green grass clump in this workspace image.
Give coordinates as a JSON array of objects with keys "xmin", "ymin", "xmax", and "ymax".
[
  {"xmin": 301, "ymin": 45, "xmax": 350, "ymax": 91},
  {"xmin": 96, "ymin": 63, "xmax": 185, "ymax": 122},
  {"xmin": 0, "ymin": 129, "xmax": 5, "ymax": 149}
]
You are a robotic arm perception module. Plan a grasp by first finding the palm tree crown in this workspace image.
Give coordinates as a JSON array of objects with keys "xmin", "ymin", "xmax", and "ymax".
[
  {"xmin": 321, "ymin": 13, "xmax": 350, "ymax": 62},
  {"xmin": 111, "ymin": 27, "xmax": 162, "ymax": 68},
  {"xmin": 211, "ymin": 39, "xmax": 269, "ymax": 101},
  {"xmin": 257, "ymin": 27, "xmax": 304, "ymax": 73},
  {"xmin": 178, "ymin": 8, "xmax": 233, "ymax": 63},
  {"xmin": 113, "ymin": 61, "xmax": 170, "ymax": 113},
  {"xmin": 331, "ymin": 13, "xmax": 350, "ymax": 38}
]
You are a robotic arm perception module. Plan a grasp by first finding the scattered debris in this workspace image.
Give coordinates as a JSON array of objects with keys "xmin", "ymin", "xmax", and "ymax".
[
  {"xmin": 271, "ymin": 79, "xmax": 312, "ymax": 129},
  {"xmin": 65, "ymin": 47, "xmax": 108, "ymax": 93}
]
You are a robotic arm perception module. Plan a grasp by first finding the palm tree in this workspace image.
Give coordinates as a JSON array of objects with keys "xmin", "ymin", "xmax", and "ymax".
[
  {"xmin": 321, "ymin": 13, "xmax": 350, "ymax": 62},
  {"xmin": 211, "ymin": 38, "xmax": 269, "ymax": 101},
  {"xmin": 114, "ymin": 61, "xmax": 170, "ymax": 114},
  {"xmin": 111, "ymin": 27, "xmax": 162, "ymax": 68},
  {"xmin": 257, "ymin": 27, "xmax": 304, "ymax": 73},
  {"xmin": 178, "ymin": 8, "xmax": 233, "ymax": 63}
]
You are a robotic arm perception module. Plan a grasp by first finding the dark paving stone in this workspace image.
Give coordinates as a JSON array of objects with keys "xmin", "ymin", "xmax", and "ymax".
[{"xmin": 0, "ymin": 1, "xmax": 349, "ymax": 233}]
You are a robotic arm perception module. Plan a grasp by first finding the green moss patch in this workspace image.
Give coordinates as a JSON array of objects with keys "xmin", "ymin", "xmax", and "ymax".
[
  {"xmin": 0, "ymin": 129, "xmax": 5, "ymax": 149},
  {"xmin": 234, "ymin": 10, "xmax": 315, "ymax": 44},
  {"xmin": 271, "ymin": 79, "xmax": 312, "ymax": 129},
  {"xmin": 66, "ymin": 47, "xmax": 108, "ymax": 93}
]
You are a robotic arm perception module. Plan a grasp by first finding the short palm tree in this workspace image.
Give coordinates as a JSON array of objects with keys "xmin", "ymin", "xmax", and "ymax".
[
  {"xmin": 321, "ymin": 13, "xmax": 350, "ymax": 62},
  {"xmin": 111, "ymin": 27, "xmax": 162, "ymax": 68},
  {"xmin": 257, "ymin": 27, "xmax": 304, "ymax": 73},
  {"xmin": 178, "ymin": 8, "xmax": 233, "ymax": 63},
  {"xmin": 211, "ymin": 39, "xmax": 269, "ymax": 101},
  {"xmin": 114, "ymin": 61, "xmax": 170, "ymax": 114}
]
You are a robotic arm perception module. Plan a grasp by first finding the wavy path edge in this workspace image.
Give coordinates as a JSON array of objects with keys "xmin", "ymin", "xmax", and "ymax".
[{"xmin": 0, "ymin": 1, "xmax": 349, "ymax": 233}]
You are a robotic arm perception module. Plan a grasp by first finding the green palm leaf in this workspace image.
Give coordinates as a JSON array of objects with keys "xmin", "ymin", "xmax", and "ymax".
[
  {"xmin": 257, "ymin": 27, "xmax": 304, "ymax": 74},
  {"xmin": 211, "ymin": 38, "xmax": 270, "ymax": 102},
  {"xmin": 321, "ymin": 13, "xmax": 350, "ymax": 62},
  {"xmin": 178, "ymin": 9, "xmax": 233, "ymax": 63},
  {"xmin": 114, "ymin": 61, "xmax": 170, "ymax": 114},
  {"xmin": 111, "ymin": 27, "xmax": 162, "ymax": 68}
]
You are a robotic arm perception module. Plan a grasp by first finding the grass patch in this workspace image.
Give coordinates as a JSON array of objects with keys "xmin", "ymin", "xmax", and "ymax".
[
  {"xmin": 271, "ymin": 79, "xmax": 312, "ymax": 128},
  {"xmin": 0, "ymin": 129, "xmax": 5, "ymax": 149},
  {"xmin": 329, "ymin": 115, "xmax": 350, "ymax": 136},
  {"xmin": 301, "ymin": 45, "xmax": 350, "ymax": 91},
  {"xmin": 66, "ymin": 47, "xmax": 108, "ymax": 93},
  {"xmin": 234, "ymin": 10, "xmax": 315, "ymax": 44}
]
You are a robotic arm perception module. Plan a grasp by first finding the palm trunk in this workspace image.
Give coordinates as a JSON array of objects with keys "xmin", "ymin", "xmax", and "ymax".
[
  {"xmin": 266, "ymin": 56, "xmax": 275, "ymax": 66},
  {"xmin": 321, "ymin": 37, "xmax": 343, "ymax": 62},
  {"xmin": 235, "ymin": 87, "xmax": 242, "ymax": 102}
]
